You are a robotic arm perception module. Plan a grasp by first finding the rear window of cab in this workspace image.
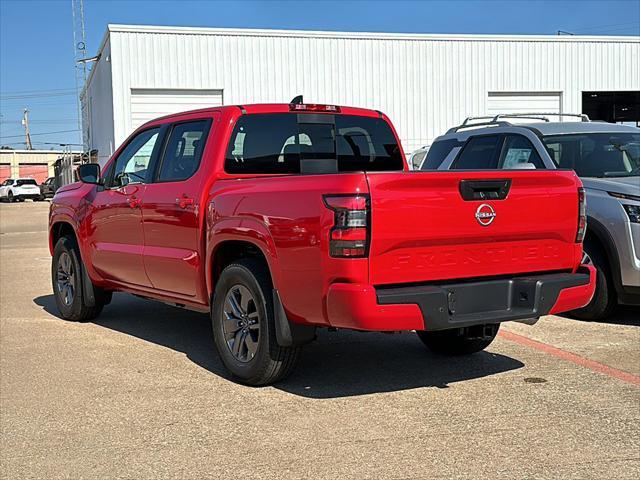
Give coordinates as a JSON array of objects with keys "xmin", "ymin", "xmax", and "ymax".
[{"xmin": 225, "ymin": 113, "xmax": 404, "ymax": 174}]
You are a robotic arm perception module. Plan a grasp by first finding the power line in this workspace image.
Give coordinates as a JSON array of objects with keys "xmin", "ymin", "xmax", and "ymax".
[
  {"xmin": 0, "ymin": 87, "xmax": 76, "ymax": 95},
  {"xmin": 0, "ymin": 91, "xmax": 77, "ymax": 100},
  {"xmin": 1, "ymin": 119, "xmax": 78, "ymax": 124},
  {"xmin": 572, "ymin": 22, "xmax": 639, "ymax": 33},
  {"xmin": 0, "ymin": 129, "xmax": 81, "ymax": 140}
]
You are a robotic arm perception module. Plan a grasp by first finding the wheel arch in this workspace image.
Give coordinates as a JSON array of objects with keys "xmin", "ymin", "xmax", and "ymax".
[
  {"xmin": 49, "ymin": 220, "xmax": 78, "ymax": 255},
  {"xmin": 584, "ymin": 215, "xmax": 623, "ymax": 300},
  {"xmin": 208, "ymin": 237, "xmax": 279, "ymax": 301}
]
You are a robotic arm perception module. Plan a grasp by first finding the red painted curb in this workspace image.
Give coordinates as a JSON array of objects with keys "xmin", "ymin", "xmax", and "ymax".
[{"xmin": 499, "ymin": 330, "xmax": 640, "ymax": 387}]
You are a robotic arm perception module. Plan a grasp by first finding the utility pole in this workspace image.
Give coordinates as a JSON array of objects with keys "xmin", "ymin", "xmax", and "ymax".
[
  {"xmin": 72, "ymin": 0, "xmax": 87, "ymax": 150},
  {"xmin": 22, "ymin": 108, "xmax": 33, "ymax": 150}
]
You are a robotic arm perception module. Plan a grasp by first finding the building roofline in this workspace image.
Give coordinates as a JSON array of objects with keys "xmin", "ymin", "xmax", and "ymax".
[
  {"xmin": 82, "ymin": 24, "xmax": 639, "ymax": 92},
  {"xmin": 106, "ymin": 24, "xmax": 640, "ymax": 43}
]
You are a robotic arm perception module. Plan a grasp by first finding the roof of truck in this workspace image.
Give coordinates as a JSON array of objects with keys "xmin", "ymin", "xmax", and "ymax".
[{"xmin": 147, "ymin": 103, "xmax": 384, "ymax": 124}]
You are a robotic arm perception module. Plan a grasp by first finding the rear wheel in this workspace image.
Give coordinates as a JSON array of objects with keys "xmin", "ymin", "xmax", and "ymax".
[
  {"xmin": 211, "ymin": 259, "xmax": 300, "ymax": 385},
  {"xmin": 570, "ymin": 245, "xmax": 616, "ymax": 321},
  {"xmin": 416, "ymin": 324, "xmax": 500, "ymax": 355},
  {"xmin": 52, "ymin": 236, "xmax": 110, "ymax": 321}
]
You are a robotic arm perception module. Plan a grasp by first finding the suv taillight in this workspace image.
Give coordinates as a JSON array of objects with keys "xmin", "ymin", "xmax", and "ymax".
[
  {"xmin": 323, "ymin": 194, "xmax": 370, "ymax": 258},
  {"xmin": 576, "ymin": 187, "xmax": 587, "ymax": 243}
]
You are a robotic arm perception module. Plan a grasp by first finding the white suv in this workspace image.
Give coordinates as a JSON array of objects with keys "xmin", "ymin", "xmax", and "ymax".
[{"xmin": 0, "ymin": 178, "xmax": 43, "ymax": 202}]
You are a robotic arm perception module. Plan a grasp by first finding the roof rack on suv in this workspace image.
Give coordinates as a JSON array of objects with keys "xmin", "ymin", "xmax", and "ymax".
[{"xmin": 447, "ymin": 112, "xmax": 591, "ymax": 133}]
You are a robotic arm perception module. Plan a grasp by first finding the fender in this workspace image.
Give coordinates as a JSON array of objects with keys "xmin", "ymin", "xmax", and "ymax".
[
  {"xmin": 49, "ymin": 204, "xmax": 104, "ymax": 286},
  {"xmin": 205, "ymin": 217, "xmax": 282, "ymax": 298},
  {"xmin": 48, "ymin": 209, "xmax": 79, "ymax": 255}
]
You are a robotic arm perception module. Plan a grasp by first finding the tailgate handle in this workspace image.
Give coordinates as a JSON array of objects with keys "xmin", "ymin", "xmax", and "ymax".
[{"xmin": 459, "ymin": 179, "xmax": 511, "ymax": 201}]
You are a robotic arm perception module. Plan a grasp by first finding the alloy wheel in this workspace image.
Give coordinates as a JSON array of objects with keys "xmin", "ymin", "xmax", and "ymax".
[
  {"xmin": 56, "ymin": 252, "xmax": 75, "ymax": 306},
  {"xmin": 222, "ymin": 284, "xmax": 260, "ymax": 362}
]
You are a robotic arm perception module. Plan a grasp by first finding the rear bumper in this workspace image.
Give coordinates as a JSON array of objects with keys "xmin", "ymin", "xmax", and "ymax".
[{"xmin": 326, "ymin": 264, "xmax": 596, "ymax": 332}]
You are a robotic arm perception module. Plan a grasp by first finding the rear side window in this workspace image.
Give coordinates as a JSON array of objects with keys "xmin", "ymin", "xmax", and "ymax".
[
  {"xmin": 157, "ymin": 120, "xmax": 210, "ymax": 182},
  {"xmin": 225, "ymin": 113, "xmax": 403, "ymax": 174},
  {"xmin": 499, "ymin": 135, "xmax": 545, "ymax": 169},
  {"xmin": 421, "ymin": 139, "xmax": 462, "ymax": 170},
  {"xmin": 451, "ymin": 135, "xmax": 502, "ymax": 169}
]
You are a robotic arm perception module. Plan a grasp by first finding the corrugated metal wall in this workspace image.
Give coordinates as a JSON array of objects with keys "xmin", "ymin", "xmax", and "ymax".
[
  {"xmin": 82, "ymin": 38, "xmax": 115, "ymax": 164},
  {"xmin": 87, "ymin": 26, "xmax": 640, "ymax": 160}
]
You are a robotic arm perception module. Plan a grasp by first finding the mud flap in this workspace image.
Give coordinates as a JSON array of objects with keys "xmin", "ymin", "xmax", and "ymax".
[
  {"xmin": 273, "ymin": 289, "xmax": 316, "ymax": 347},
  {"xmin": 81, "ymin": 261, "xmax": 96, "ymax": 308}
]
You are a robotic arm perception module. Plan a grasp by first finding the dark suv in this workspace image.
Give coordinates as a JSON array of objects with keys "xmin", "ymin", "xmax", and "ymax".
[{"xmin": 39, "ymin": 177, "xmax": 57, "ymax": 199}]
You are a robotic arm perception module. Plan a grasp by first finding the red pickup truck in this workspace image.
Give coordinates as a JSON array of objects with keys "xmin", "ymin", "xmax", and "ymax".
[{"xmin": 49, "ymin": 101, "xmax": 596, "ymax": 385}]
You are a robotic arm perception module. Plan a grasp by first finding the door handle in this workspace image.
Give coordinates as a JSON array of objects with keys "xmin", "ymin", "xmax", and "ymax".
[
  {"xmin": 127, "ymin": 196, "xmax": 141, "ymax": 208},
  {"xmin": 176, "ymin": 195, "xmax": 194, "ymax": 209}
]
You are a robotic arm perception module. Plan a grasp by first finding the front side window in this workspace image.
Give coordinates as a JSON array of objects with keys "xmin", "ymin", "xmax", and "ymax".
[
  {"xmin": 110, "ymin": 128, "xmax": 160, "ymax": 187},
  {"xmin": 452, "ymin": 135, "xmax": 503, "ymax": 169},
  {"xmin": 542, "ymin": 133, "xmax": 640, "ymax": 177},
  {"xmin": 2, "ymin": 179, "xmax": 14, "ymax": 186},
  {"xmin": 225, "ymin": 113, "xmax": 403, "ymax": 174},
  {"xmin": 499, "ymin": 135, "xmax": 545, "ymax": 169},
  {"xmin": 157, "ymin": 121, "xmax": 210, "ymax": 182}
]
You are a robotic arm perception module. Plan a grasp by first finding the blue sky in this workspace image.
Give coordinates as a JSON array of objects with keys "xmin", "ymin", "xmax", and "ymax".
[{"xmin": 1, "ymin": 0, "xmax": 639, "ymax": 148}]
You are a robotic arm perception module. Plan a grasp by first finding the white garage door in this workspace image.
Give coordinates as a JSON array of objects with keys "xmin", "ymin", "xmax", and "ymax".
[
  {"xmin": 130, "ymin": 88, "xmax": 223, "ymax": 130},
  {"xmin": 487, "ymin": 92, "xmax": 562, "ymax": 120}
]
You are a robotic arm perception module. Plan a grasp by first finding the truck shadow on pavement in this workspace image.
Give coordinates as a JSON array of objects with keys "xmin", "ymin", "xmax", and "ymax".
[
  {"xmin": 556, "ymin": 307, "xmax": 640, "ymax": 327},
  {"xmin": 34, "ymin": 293, "xmax": 524, "ymax": 398}
]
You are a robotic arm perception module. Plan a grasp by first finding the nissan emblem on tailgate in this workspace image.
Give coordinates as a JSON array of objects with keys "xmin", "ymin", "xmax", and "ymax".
[{"xmin": 475, "ymin": 204, "xmax": 496, "ymax": 226}]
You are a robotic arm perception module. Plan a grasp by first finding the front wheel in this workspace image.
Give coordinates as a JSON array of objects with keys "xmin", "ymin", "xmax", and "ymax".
[
  {"xmin": 52, "ymin": 236, "xmax": 110, "ymax": 321},
  {"xmin": 7, "ymin": 192, "xmax": 14, "ymax": 203},
  {"xmin": 417, "ymin": 323, "xmax": 500, "ymax": 355},
  {"xmin": 211, "ymin": 259, "xmax": 300, "ymax": 385}
]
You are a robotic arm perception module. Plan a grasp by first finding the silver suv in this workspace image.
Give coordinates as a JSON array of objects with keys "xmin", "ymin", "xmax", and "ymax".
[{"xmin": 420, "ymin": 114, "xmax": 640, "ymax": 320}]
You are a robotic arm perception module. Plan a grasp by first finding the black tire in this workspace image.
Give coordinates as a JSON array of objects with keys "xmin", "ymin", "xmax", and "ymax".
[
  {"xmin": 7, "ymin": 191, "xmax": 14, "ymax": 203},
  {"xmin": 570, "ymin": 244, "xmax": 616, "ymax": 321},
  {"xmin": 211, "ymin": 259, "xmax": 300, "ymax": 386},
  {"xmin": 52, "ymin": 236, "xmax": 109, "ymax": 322},
  {"xmin": 416, "ymin": 323, "xmax": 500, "ymax": 356}
]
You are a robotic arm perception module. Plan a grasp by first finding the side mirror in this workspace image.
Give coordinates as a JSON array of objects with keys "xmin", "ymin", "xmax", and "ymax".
[{"xmin": 78, "ymin": 163, "xmax": 102, "ymax": 184}]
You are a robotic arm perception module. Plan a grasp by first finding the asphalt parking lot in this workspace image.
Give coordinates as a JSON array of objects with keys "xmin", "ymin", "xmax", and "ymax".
[{"xmin": 1, "ymin": 201, "xmax": 639, "ymax": 479}]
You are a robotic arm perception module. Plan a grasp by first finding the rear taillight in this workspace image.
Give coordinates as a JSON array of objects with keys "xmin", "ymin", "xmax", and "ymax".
[
  {"xmin": 324, "ymin": 194, "xmax": 370, "ymax": 258},
  {"xmin": 576, "ymin": 187, "xmax": 587, "ymax": 243}
]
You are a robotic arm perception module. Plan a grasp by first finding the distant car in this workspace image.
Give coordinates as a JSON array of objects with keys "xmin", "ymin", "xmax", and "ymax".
[
  {"xmin": 39, "ymin": 177, "xmax": 57, "ymax": 199},
  {"xmin": 0, "ymin": 178, "xmax": 42, "ymax": 202},
  {"xmin": 408, "ymin": 145, "xmax": 429, "ymax": 170},
  {"xmin": 421, "ymin": 113, "xmax": 640, "ymax": 320}
]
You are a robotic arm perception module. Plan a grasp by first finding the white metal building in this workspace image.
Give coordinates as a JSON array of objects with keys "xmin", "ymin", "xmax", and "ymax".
[{"xmin": 82, "ymin": 25, "xmax": 640, "ymax": 164}]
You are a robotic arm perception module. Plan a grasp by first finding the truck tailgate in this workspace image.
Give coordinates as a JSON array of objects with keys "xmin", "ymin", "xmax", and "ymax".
[{"xmin": 366, "ymin": 170, "xmax": 582, "ymax": 286}]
